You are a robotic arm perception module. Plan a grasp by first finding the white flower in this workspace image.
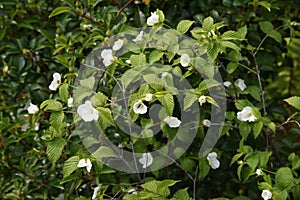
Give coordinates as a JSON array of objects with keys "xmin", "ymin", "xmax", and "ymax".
[
  {"xmin": 67, "ymin": 97, "xmax": 73, "ymax": 107},
  {"xmin": 128, "ymin": 188, "xmax": 137, "ymax": 195},
  {"xmin": 132, "ymin": 31, "xmax": 144, "ymax": 42},
  {"xmin": 236, "ymin": 78, "xmax": 246, "ymax": 91},
  {"xmin": 145, "ymin": 93, "xmax": 153, "ymax": 101},
  {"xmin": 207, "ymin": 152, "xmax": 220, "ymax": 169},
  {"xmin": 27, "ymin": 103, "xmax": 39, "ymax": 114},
  {"xmin": 202, "ymin": 119, "xmax": 211, "ymax": 127},
  {"xmin": 146, "ymin": 11, "xmax": 159, "ymax": 26},
  {"xmin": 92, "ymin": 185, "xmax": 101, "ymax": 200},
  {"xmin": 164, "ymin": 116, "xmax": 181, "ymax": 128},
  {"xmin": 34, "ymin": 122, "xmax": 39, "ymax": 131},
  {"xmin": 49, "ymin": 72, "xmax": 61, "ymax": 91},
  {"xmin": 223, "ymin": 81, "xmax": 231, "ymax": 87},
  {"xmin": 237, "ymin": 106, "xmax": 257, "ymax": 122},
  {"xmin": 77, "ymin": 101, "xmax": 99, "ymax": 122},
  {"xmin": 101, "ymin": 49, "xmax": 115, "ymax": 67},
  {"xmin": 256, "ymin": 168, "xmax": 263, "ymax": 176},
  {"xmin": 125, "ymin": 59, "xmax": 131, "ymax": 64},
  {"xmin": 261, "ymin": 190, "xmax": 272, "ymax": 200},
  {"xmin": 112, "ymin": 39, "xmax": 124, "ymax": 51},
  {"xmin": 180, "ymin": 54, "xmax": 190, "ymax": 67},
  {"xmin": 198, "ymin": 95, "xmax": 206, "ymax": 106},
  {"xmin": 77, "ymin": 158, "xmax": 92, "ymax": 172},
  {"xmin": 133, "ymin": 100, "xmax": 147, "ymax": 114},
  {"xmin": 139, "ymin": 153, "xmax": 153, "ymax": 168}
]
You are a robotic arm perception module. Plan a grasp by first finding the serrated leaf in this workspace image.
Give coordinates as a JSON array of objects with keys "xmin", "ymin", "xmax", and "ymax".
[
  {"xmin": 221, "ymin": 41, "xmax": 240, "ymax": 51},
  {"xmin": 253, "ymin": 121, "xmax": 263, "ymax": 138},
  {"xmin": 50, "ymin": 111, "xmax": 64, "ymax": 130},
  {"xmin": 40, "ymin": 100, "xmax": 63, "ymax": 111},
  {"xmin": 202, "ymin": 17, "xmax": 214, "ymax": 31},
  {"xmin": 184, "ymin": 90, "xmax": 198, "ymax": 110},
  {"xmin": 47, "ymin": 138, "xmax": 66, "ymax": 163},
  {"xmin": 143, "ymin": 74, "xmax": 163, "ymax": 85},
  {"xmin": 49, "ymin": 7, "xmax": 71, "ymax": 18},
  {"xmin": 59, "ymin": 83, "xmax": 69, "ymax": 103},
  {"xmin": 80, "ymin": 76, "xmax": 95, "ymax": 90},
  {"xmin": 222, "ymin": 26, "xmax": 247, "ymax": 40},
  {"xmin": 158, "ymin": 93, "xmax": 174, "ymax": 116},
  {"xmin": 63, "ymin": 156, "xmax": 80, "ymax": 177},
  {"xmin": 171, "ymin": 188, "xmax": 193, "ymax": 200},
  {"xmin": 92, "ymin": 92, "xmax": 108, "ymax": 107},
  {"xmin": 177, "ymin": 20, "xmax": 194, "ymax": 34},
  {"xmin": 130, "ymin": 53, "xmax": 146, "ymax": 67},
  {"xmin": 149, "ymin": 50, "xmax": 164, "ymax": 64},
  {"xmin": 97, "ymin": 107, "xmax": 115, "ymax": 130},
  {"xmin": 92, "ymin": 146, "xmax": 117, "ymax": 159},
  {"xmin": 142, "ymin": 181, "xmax": 159, "ymax": 193},
  {"xmin": 275, "ymin": 167, "xmax": 294, "ymax": 190},
  {"xmin": 284, "ymin": 96, "xmax": 300, "ymax": 110}
]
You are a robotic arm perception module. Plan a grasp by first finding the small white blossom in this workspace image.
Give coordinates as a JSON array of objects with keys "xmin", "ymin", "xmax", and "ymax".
[
  {"xmin": 67, "ymin": 97, "xmax": 73, "ymax": 107},
  {"xmin": 180, "ymin": 54, "xmax": 190, "ymax": 67},
  {"xmin": 207, "ymin": 152, "xmax": 220, "ymax": 169},
  {"xmin": 236, "ymin": 78, "xmax": 246, "ymax": 91},
  {"xmin": 125, "ymin": 59, "xmax": 131, "ymax": 64},
  {"xmin": 77, "ymin": 101, "xmax": 99, "ymax": 122},
  {"xmin": 198, "ymin": 95, "xmax": 206, "ymax": 106},
  {"xmin": 128, "ymin": 188, "xmax": 137, "ymax": 195},
  {"xmin": 202, "ymin": 119, "xmax": 211, "ymax": 127},
  {"xmin": 237, "ymin": 106, "xmax": 257, "ymax": 122},
  {"xmin": 223, "ymin": 81, "xmax": 231, "ymax": 87},
  {"xmin": 256, "ymin": 168, "xmax": 263, "ymax": 176},
  {"xmin": 132, "ymin": 31, "xmax": 144, "ymax": 42},
  {"xmin": 92, "ymin": 185, "xmax": 101, "ymax": 200},
  {"xmin": 77, "ymin": 158, "xmax": 92, "ymax": 172},
  {"xmin": 112, "ymin": 39, "xmax": 124, "ymax": 51},
  {"xmin": 133, "ymin": 100, "xmax": 147, "ymax": 114},
  {"xmin": 164, "ymin": 116, "xmax": 181, "ymax": 128},
  {"xmin": 101, "ymin": 49, "xmax": 115, "ymax": 67},
  {"xmin": 27, "ymin": 103, "xmax": 39, "ymax": 114},
  {"xmin": 34, "ymin": 122, "xmax": 39, "ymax": 131},
  {"xmin": 144, "ymin": 93, "xmax": 153, "ymax": 101},
  {"xmin": 261, "ymin": 190, "xmax": 272, "ymax": 200},
  {"xmin": 146, "ymin": 11, "xmax": 159, "ymax": 26},
  {"xmin": 139, "ymin": 153, "xmax": 153, "ymax": 168},
  {"xmin": 49, "ymin": 72, "xmax": 61, "ymax": 91}
]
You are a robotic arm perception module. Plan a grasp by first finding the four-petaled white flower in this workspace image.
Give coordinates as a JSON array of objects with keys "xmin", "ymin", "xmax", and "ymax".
[
  {"xmin": 49, "ymin": 72, "xmax": 61, "ymax": 91},
  {"xmin": 101, "ymin": 49, "xmax": 115, "ymax": 67},
  {"xmin": 146, "ymin": 11, "xmax": 159, "ymax": 26},
  {"xmin": 207, "ymin": 152, "xmax": 220, "ymax": 169},
  {"xmin": 237, "ymin": 106, "xmax": 257, "ymax": 122},
  {"xmin": 236, "ymin": 78, "xmax": 246, "ymax": 91},
  {"xmin": 133, "ymin": 100, "xmax": 147, "ymax": 114},
  {"xmin": 203, "ymin": 119, "xmax": 211, "ymax": 127},
  {"xmin": 164, "ymin": 116, "xmax": 181, "ymax": 128},
  {"xmin": 145, "ymin": 93, "xmax": 153, "ymax": 102},
  {"xmin": 77, "ymin": 158, "xmax": 92, "ymax": 172},
  {"xmin": 128, "ymin": 188, "xmax": 137, "ymax": 195},
  {"xmin": 139, "ymin": 152, "xmax": 153, "ymax": 168},
  {"xmin": 112, "ymin": 39, "xmax": 124, "ymax": 51},
  {"xmin": 67, "ymin": 97, "xmax": 73, "ymax": 107},
  {"xmin": 132, "ymin": 31, "xmax": 144, "ymax": 42},
  {"xmin": 180, "ymin": 54, "xmax": 190, "ymax": 67},
  {"xmin": 77, "ymin": 101, "xmax": 99, "ymax": 122},
  {"xmin": 256, "ymin": 168, "xmax": 263, "ymax": 176},
  {"xmin": 261, "ymin": 190, "xmax": 272, "ymax": 200},
  {"xmin": 198, "ymin": 95, "xmax": 206, "ymax": 106},
  {"xmin": 27, "ymin": 103, "xmax": 39, "ymax": 114},
  {"xmin": 92, "ymin": 185, "xmax": 101, "ymax": 200},
  {"xmin": 223, "ymin": 81, "xmax": 231, "ymax": 87}
]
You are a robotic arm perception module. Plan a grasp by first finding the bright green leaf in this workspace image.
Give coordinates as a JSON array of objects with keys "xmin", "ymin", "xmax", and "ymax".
[{"xmin": 49, "ymin": 7, "xmax": 71, "ymax": 18}]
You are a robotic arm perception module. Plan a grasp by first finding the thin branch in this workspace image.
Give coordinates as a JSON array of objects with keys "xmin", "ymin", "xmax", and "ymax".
[{"xmin": 117, "ymin": 0, "xmax": 134, "ymax": 17}]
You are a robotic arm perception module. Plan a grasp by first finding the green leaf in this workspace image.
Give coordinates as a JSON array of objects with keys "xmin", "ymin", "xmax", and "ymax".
[
  {"xmin": 253, "ymin": 121, "xmax": 263, "ymax": 138},
  {"xmin": 245, "ymin": 153, "xmax": 259, "ymax": 171},
  {"xmin": 171, "ymin": 188, "xmax": 193, "ymax": 200},
  {"xmin": 198, "ymin": 158, "xmax": 210, "ymax": 180},
  {"xmin": 59, "ymin": 83, "xmax": 69, "ymax": 103},
  {"xmin": 184, "ymin": 90, "xmax": 198, "ymax": 110},
  {"xmin": 92, "ymin": 146, "xmax": 117, "ymax": 159},
  {"xmin": 284, "ymin": 96, "xmax": 300, "ymax": 110},
  {"xmin": 257, "ymin": 1, "xmax": 271, "ymax": 11},
  {"xmin": 50, "ymin": 111, "xmax": 65, "ymax": 129},
  {"xmin": 130, "ymin": 53, "xmax": 147, "ymax": 67},
  {"xmin": 239, "ymin": 122, "xmax": 252, "ymax": 139},
  {"xmin": 158, "ymin": 93, "xmax": 174, "ymax": 116},
  {"xmin": 80, "ymin": 76, "xmax": 95, "ymax": 90},
  {"xmin": 222, "ymin": 26, "xmax": 247, "ymax": 40},
  {"xmin": 177, "ymin": 20, "xmax": 194, "ymax": 34},
  {"xmin": 49, "ymin": 7, "xmax": 71, "ymax": 18},
  {"xmin": 269, "ymin": 30, "xmax": 282, "ymax": 43},
  {"xmin": 142, "ymin": 180, "xmax": 159, "ymax": 193},
  {"xmin": 259, "ymin": 21, "xmax": 274, "ymax": 34},
  {"xmin": 230, "ymin": 153, "xmax": 244, "ymax": 166},
  {"xmin": 92, "ymin": 92, "xmax": 108, "ymax": 107},
  {"xmin": 63, "ymin": 156, "xmax": 80, "ymax": 178},
  {"xmin": 47, "ymin": 138, "xmax": 67, "ymax": 163},
  {"xmin": 202, "ymin": 17, "xmax": 214, "ymax": 31},
  {"xmin": 149, "ymin": 50, "xmax": 164, "ymax": 64},
  {"xmin": 275, "ymin": 167, "xmax": 294, "ymax": 190},
  {"xmin": 97, "ymin": 107, "xmax": 115, "ymax": 130},
  {"xmin": 157, "ymin": 180, "xmax": 177, "ymax": 197},
  {"xmin": 40, "ymin": 100, "xmax": 63, "ymax": 111}
]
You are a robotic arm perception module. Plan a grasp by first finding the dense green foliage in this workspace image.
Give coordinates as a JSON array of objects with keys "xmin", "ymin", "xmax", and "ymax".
[{"xmin": 1, "ymin": 0, "xmax": 300, "ymax": 199}]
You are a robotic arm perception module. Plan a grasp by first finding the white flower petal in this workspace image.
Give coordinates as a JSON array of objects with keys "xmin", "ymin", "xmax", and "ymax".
[
  {"xmin": 67, "ymin": 97, "xmax": 73, "ymax": 107},
  {"xmin": 128, "ymin": 188, "xmax": 137, "ymax": 194},
  {"xmin": 138, "ymin": 153, "xmax": 153, "ymax": 168},
  {"xmin": 92, "ymin": 185, "xmax": 101, "ymax": 200},
  {"xmin": 27, "ymin": 103, "xmax": 39, "ymax": 114},
  {"xmin": 198, "ymin": 95, "xmax": 206, "ymax": 106},
  {"xmin": 237, "ymin": 78, "xmax": 246, "ymax": 91},
  {"xmin": 207, "ymin": 152, "xmax": 218, "ymax": 160},
  {"xmin": 223, "ymin": 81, "xmax": 231, "ymax": 87},
  {"xmin": 77, "ymin": 101, "xmax": 99, "ymax": 122},
  {"xmin": 256, "ymin": 168, "xmax": 263, "ymax": 176},
  {"xmin": 164, "ymin": 116, "xmax": 181, "ymax": 128},
  {"xmin": 101, "ymin": 49, "xmax": 115, "ymax": 66},
  {"xmin": 237, "ymin": 106, "xmax": 257, "ymax": 122},
  {"xmin": 86, "ymin": 158, "xmax": 92, "ymax": 172},
  {"xmin": 77, "ymin": 158, "xmax": 87, "ymax": 168},
  {"xmin": 132, "ymin": 31, "xmax": 144, "ymax": 42},
  {"xmin": 146, "ymin": 12, "xmax": 159, "ymax": 26},
  {"xmin": 202, "ymin": 119, "xmax": 211, "ymax": 127},
  {"xmin": 145, "ymin": 93, "xmax": 153, "ymax": 102},
  {"xmin": 261, "ymin": 190, "xmax": 272, "ymax": 200},
  {"xmin": 112, "ymin": 39, "xmax": 124, "ymax": 51},
  {"xmin": 180, "ymin": 54, "xmax": 190, "ymax": 67},
  {"xmin": 49, "ymin": 72, "xmax": 61, "ymax": 91},
  {"xmin": 207, "ymin": 152, "xmax": 220, "ymax": 169},
  {"xmin": 133, "ymin": 100, "xmax": 147, "ymax": 114}
]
